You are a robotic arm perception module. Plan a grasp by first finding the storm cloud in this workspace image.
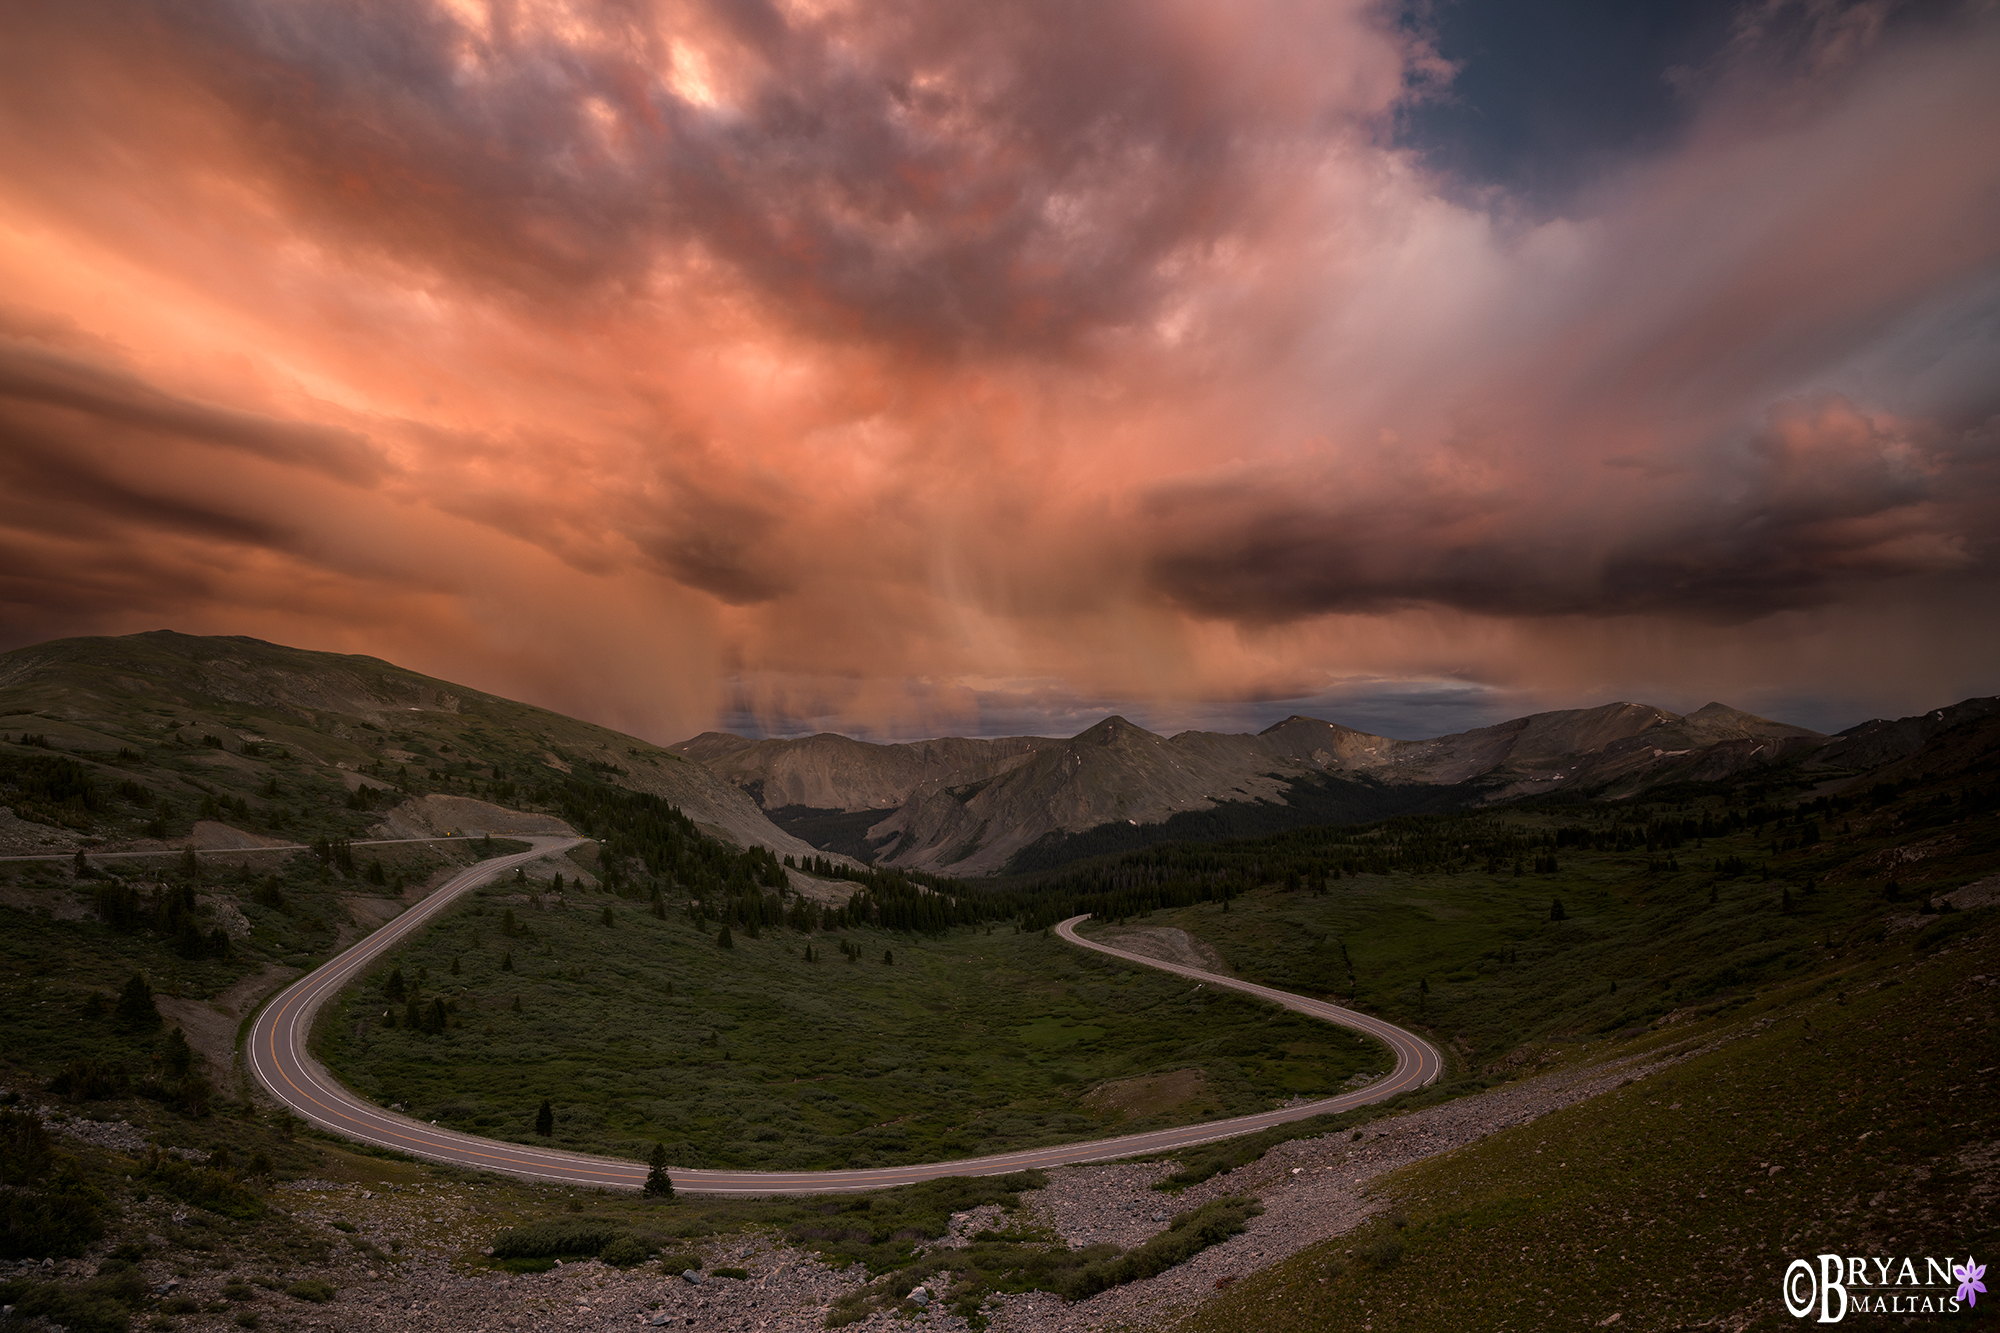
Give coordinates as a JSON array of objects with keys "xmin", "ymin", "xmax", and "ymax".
[{"xmin": 0, "ymin": 0, "xmax": 1994, "ymax": 740}]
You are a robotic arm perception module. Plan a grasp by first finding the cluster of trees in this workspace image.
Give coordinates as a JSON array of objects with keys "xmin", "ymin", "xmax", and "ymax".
[
  {"xmin": 553, "ymin": 780, "xmax": 987, "ymax": 938},
  {"xmin": 379, "ymin": 965, "xmax": 452, "ymax": 1034},
  {"xmin": 92, "ymin": 880, "xmax": 232, "ymax": 959},
  {"xmin": 0, "ymin": 752, "xmax": 109, "ymax": 830},
  {"xmin": 555, "ymin": 783, "xmax": 787, "ymax": 898},
  {"xmin": 45, "ymin": 976, "xmax": 216, "ymax": 1117}
]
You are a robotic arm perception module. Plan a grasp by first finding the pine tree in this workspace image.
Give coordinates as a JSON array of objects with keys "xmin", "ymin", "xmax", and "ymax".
[
  {"xmin": 1549, "ymin": 898, "xmax": 1567, "ymax": 922},
  {"xmin": 882, "ymin": 949, "xmax": 893, "ymax": 965},
  {"xmin": 385, "ymin": 966, "xmax": 407, "ymax": 1001},
  {"xmin": 535, "ymin": 1099, "xmax": 554, "ymax": 1137},
  {"xmin": 116, "ymin": 973, "xmax": 160, "ymax": 1031},
  {"xmin": 501, "ymin": 950, "xmax": 514, "ymax": 972},
  {"xmin": 716, "ymin": 925, "xmax": 734, "ymax": 949},
  {"xmin": 601, "ymin": 905, "xmax": 614, "ymax": 927},
  {"xmin": 643, "ymin": 1142, "xmax": 675, "ymax": 1199},
  {"xmin": 449, "ymin": 956, "xmax": 461, "ymax": 976},
  {"xmin": 161, "ymin": 1027, "xmax": 195, "ymax": 1079}
]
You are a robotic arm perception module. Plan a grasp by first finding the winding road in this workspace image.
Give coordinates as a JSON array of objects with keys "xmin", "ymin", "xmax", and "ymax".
[{"xmin": 247, "ymin": 840, "xmax": 1444, "ymax": 1195}]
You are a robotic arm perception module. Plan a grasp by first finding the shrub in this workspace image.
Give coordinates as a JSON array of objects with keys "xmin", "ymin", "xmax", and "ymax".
[
  {"xmin": 285, "ymin": 1278, "xmax": 336, "ymax": 1303},
  {"xmin": 141, "ymin": 1152, "xmax": 263, "ymax": 1220},
  {"xmin": 1356, "ymin": 1236, "xmax": 1404, "ymax": 1269},
  {"xmin": 1055, "ymin": 1196, "xmax": 1262, "ymax": 1299},
  {"xmin": 599, "ymin": 1235, "xmax": 651, "ymax": 1267},
  {"xmin": 489, "ymin": 1217, "xmax": 635, "ymax": 1260},
  {"xmin": 0, "ymin": 1110, "xmax": 107, "ymax": 1259},
  {"xmin": 0, "ymin": 1272, "xmax": 145, "ymax": 1333},
  {"xmin": 49, "ymin": 1057, "xmax": 127, "ymax": 1102}
]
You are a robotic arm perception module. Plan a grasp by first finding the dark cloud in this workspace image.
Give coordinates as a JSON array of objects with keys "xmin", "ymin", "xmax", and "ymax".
[
  {"xmin": 633, "ymin": 494, "xmax": 794, "ymax": 605},
  {"xmin": 1143, "ymin": 399, "xmax": 1996, "ymax": 621},
  {"xmin": 0, "ymin": 342, "xmax": 391, "ymax": 487}
]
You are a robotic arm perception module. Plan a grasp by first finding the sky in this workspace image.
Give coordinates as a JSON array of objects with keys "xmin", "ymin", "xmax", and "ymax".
[{"xmin": 1, "ymin": 0, "xmax": 1996, "ymax": 744}]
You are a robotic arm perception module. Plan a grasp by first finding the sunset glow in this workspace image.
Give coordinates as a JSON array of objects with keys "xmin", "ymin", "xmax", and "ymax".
[{"xmin": 2, "ymin": 0, "xmax": 1996, "ymax": 740}]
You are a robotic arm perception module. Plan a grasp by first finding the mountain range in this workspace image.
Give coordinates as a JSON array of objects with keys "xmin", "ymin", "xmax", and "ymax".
[
  {"xmin": 677, "ymin": 695, "xmax": 2000, "ymax": 875},
  {"xmin": 4, "ymin": 631, "xmax": 1994, "ymax": 878}
]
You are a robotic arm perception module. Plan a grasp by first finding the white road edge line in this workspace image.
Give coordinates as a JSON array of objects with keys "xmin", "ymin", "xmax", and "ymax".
[{"xmin": 246, "ymin": 847, "xmax": 1447, "ymax": 1195}]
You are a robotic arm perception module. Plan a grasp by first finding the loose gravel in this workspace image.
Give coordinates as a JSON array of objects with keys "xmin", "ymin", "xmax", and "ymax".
[{"xmin": 7, "ymin": 1042, "xmax": 1724, "ymax": 1333}]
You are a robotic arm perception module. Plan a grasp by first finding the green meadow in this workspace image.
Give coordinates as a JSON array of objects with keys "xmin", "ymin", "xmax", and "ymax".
[{"xmin": 312, "ymin": 880, "xmax": 1386, "ymax": 1171}]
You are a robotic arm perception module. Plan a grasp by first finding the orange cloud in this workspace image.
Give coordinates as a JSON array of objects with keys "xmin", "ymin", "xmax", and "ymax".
[{"xmin": 0, "ymin": 0, "xmax": 1995, "ymax": 742}]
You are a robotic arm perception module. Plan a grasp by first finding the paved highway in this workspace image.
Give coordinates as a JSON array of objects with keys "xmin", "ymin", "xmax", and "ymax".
[{"xmin": 248, "ymin": 845, "xmax": 1445, "ymax": 1195}]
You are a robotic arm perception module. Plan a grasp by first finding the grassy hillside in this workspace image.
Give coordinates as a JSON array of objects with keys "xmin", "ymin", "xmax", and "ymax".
[
  {"xmin": 1173, "ymin": 905, "xmax": 1998, "ymax": 1332},
  {"xmin": 0, "ymin": 630, "xmax": 803, "ymax": 855}
]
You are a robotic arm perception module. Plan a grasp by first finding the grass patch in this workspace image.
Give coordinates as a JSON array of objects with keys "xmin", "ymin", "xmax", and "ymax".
[{"xmin": 316, "ymin": 893, "xmax": 1386, "ymax": 1169}]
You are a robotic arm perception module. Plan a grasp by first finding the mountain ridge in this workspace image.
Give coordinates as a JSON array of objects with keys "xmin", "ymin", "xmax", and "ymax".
[{"xmin": 673, "ymin": 695, "xmax": 1995, "ymax": 875}]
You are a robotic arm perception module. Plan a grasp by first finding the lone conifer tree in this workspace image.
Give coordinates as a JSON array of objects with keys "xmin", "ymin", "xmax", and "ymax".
[
  {"xmin": 601, "ymin": 905, "xmax": 614, "ymax": 927},
  {"xmin": 162, "ymin": 1026, "xmax": 195, "ymax": 1078},
  {"xmin": 535, "ymin": 1099, "xmax": 554, "ymax": 1137},
  {"xmin": 716, "ymin": 925, "xmax": 734, "ymax": 949},
  {"xmin": 116, "ymin": 972, "xmax": 160, "ymax": 1031},
  {"xmin": 643, "ymin": 1142, "xmax": 674, "ymax": 1198},
  {"xmin": 385, "ymin": 966, "xmax": 406, "ymax": 1001},
  {"xmin": 1549, "ymin": 898, "xmax": 1567, "ymax": 922}
]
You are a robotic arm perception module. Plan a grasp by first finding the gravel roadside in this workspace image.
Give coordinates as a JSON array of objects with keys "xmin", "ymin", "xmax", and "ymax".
[{"xmin": 7, "ymin": 1039, "xmax": 1719, "ymax": 1333}]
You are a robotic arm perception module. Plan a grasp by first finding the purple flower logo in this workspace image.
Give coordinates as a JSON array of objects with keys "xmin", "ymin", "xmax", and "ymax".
[{"xmin": 1956, "ymin": 1258, "xmax": 1986, "ymax": 1309}]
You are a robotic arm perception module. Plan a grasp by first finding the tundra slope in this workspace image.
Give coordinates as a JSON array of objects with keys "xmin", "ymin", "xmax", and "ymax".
[{"xmin": 0, "ymin": 630, "xmax": 821, "ymax": 860}]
